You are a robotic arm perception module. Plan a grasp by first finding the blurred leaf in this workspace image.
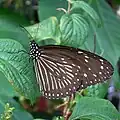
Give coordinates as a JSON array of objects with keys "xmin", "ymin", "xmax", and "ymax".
[
  {"xmin": 0, "ymin": 94, "xmax": 33, "ymax": 120},
  {"xmin": 26, "ymin": 17, "xmax": 61, "ymax": 45},
  {"xmin": 0, "ymin": 8, "xmax": 30, "ymax": 50},
  {"xmin": 71, "ymin": 0, "xmax": 101, "ymax": 26},
  {"xmin": 0, "ymin": 39, "xmax": 39, "ymax": 103},
  {"xmin": 114, "ymin": 0, "xmax": 120, "ymax": 4},
  {"xmin": 60, "ymin": 14, "xmax": 89, "ymax": 47},
  {"xmin": 38, "ymin": 0, "xmax": 67, "ymax": 21},
  {"xmin": 70, "ymin": 97, "xmax": 120, "ymax": 120},
  {"xmin": 0, "ymin": 8, "xmax": 29, "ymax": 25}
]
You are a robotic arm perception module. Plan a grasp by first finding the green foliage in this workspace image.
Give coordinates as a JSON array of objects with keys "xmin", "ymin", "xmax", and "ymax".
[
  {"xmin": 26, "ymin": 17, "xmax": 61, "ymax": 44},
  {"xmin": 60, "ymin": 14, "xmax": 89, "ymax": 46},
  {"xmin": 84, "ymin": 83, "xmax": 109, "ymax": 98},
  {"xmin": 1, "ymin": 103, "xmax": 15, "ymax": 120},
  {"xmin": 28, "ymin": 1, "xmax": 100, "ymax": 48},
  {"xmin": 0, "ymin": 39, "xmax": 39, "ymax": 103},
  {"xmin": 70, "ymin": 0, "xmax": 101, "ymax": 27},
  {"xmin": 0, "ymin": 94, "xmax": 34, "ymax": 120},
  {"xmin": 70, "ymin": 97, "xmax": 120, "ymax": 120},
  {"xmin": 114, "ymin": 0, "xmax": 120, "ymax": 4}
]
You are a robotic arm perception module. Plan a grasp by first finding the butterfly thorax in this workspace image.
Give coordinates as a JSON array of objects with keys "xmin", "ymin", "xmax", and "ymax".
[{"xmin": 29, "ymin": 40, "xmax": 41, "ymax": 60}]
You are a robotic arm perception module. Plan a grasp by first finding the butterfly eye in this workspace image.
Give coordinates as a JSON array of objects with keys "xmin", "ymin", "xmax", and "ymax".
[{"xmin": 30, "ymin": 40, "xmax": 114, "ymax": 99}]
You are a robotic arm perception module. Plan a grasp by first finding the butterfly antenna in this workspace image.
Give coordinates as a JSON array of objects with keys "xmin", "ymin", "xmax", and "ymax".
[
  {"xmin": 93, "ymin": 33, "xmax": 96, "ymax": 53},
  {"xmin": 34, "ymin": 23, "xmax": 40, "ymax": 41},
  {"xmin": 19, "ymin": 25, "xmax": 33, "ymax": 40}
]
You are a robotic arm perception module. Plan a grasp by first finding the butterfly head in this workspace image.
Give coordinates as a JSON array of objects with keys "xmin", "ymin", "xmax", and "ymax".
[{"xmin": 29, "ymin": 40, "xmax": 41, "ymax": 60}]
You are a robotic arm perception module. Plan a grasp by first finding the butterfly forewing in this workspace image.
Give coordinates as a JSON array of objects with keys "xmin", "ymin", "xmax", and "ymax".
[{"xmin": 30, "ymin": 41, "xmax": 114, "ymax": 99}]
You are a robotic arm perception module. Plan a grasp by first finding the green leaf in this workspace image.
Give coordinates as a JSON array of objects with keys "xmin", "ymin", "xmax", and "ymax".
[
  {"xmin": 71, "ymin": 0, "xmax": 101, "ymax": 27},
  {"xmin": 84, "ymin": 83, "xmax": 109, "ymax": 98},
  {"xmin": 0, "ymin": 71, "xmax": 16, "ymax": 96},
  {"xmin": 0, "ymin": 39, "xmax": 39, "ymax": 103},
  {"xmin": 26, "ymin": 17, "xmax": 61, "ymax": 45},
  {"xmin": 0, "ymin": 94, "xmax": 33, "ymax": 120},
  {"xmin": 60, "ymin": 14, "xmax": 89, "ymax": 47},
  {"xmin": 70, "ymin": 97, "xmax": 120, "ymax": 120}
]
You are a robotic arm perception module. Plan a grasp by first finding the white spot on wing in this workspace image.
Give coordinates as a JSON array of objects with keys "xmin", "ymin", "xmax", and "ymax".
[
  {"xmin": 75, "ymin": 73, "xmax": 77, "ymax": 75},
  {"xmin": 90, "ymin": 81, "xmax": 93, "ymax": 83},
  {"xmin": 61, "ymin": 58, "xmax": 65, "ymax": 60},
  {"xmin": 69, "ymin": 88, "xmax": 71, "ymax": 91},
  {"xmin": 85, "ymin": 59, "xmax": 88, "ymax": 63},
  {"xmin": 73, "ymin": 87, "xmax": 76, "ymax": 89},
  {"xmin": 85, "ymin": 56, "xmax": 89, "ymax": 58},
  {"xmin": 99, "ymin": 72, "xmax": 102, "ymax": 74},
  {"xmin": 81, "ymin": 85, "xmax": 84, "ymax": 88},
  {"xmin": 84, "ymin": 73, "xmax": 87, "ymax": 77},
  {"xmin": 100, "ymin": 66, "xmax": 104, "ymax": 69},
  {"xmin": 74, "ymin": 82, "xmax": 76, "ymax": 84},
  {"xmin": 66, "ymin": 92, "xmax": 68, "ymax": 94},
  {"xmin": 93, "ymin": 74, "xmax": 97, "ymax": 77},
  {"xmin": 88, "ymin": 68, "xmax": 91, "ymax": 70},
  {"xmin": 78, "ymin": 51, "xmax": 83, "ymax": 54},
  {"xmin": 99, "ymin": 59, "xmax": 103, "ymax": 62}
]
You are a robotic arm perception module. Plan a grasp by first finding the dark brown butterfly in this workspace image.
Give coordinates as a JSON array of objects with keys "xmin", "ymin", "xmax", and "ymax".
[{"xmin": 30, "ymin": 40, "xmax": 114, "ymax": 99}]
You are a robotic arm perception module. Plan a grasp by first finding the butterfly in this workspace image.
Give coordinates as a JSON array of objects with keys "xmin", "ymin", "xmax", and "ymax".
[{"xmin": 29, "ymin": 40, "xmax": 114, "ymax": 99}]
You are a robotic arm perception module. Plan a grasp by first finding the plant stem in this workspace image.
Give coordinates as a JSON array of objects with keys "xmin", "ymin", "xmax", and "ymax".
[
  {"xmin": 56, "ymin": 8, "xmax": 67, "ymax": 13},
  {"xmin": 67, "ymin": 0, "xmax": 71, "ymax": 13}
]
